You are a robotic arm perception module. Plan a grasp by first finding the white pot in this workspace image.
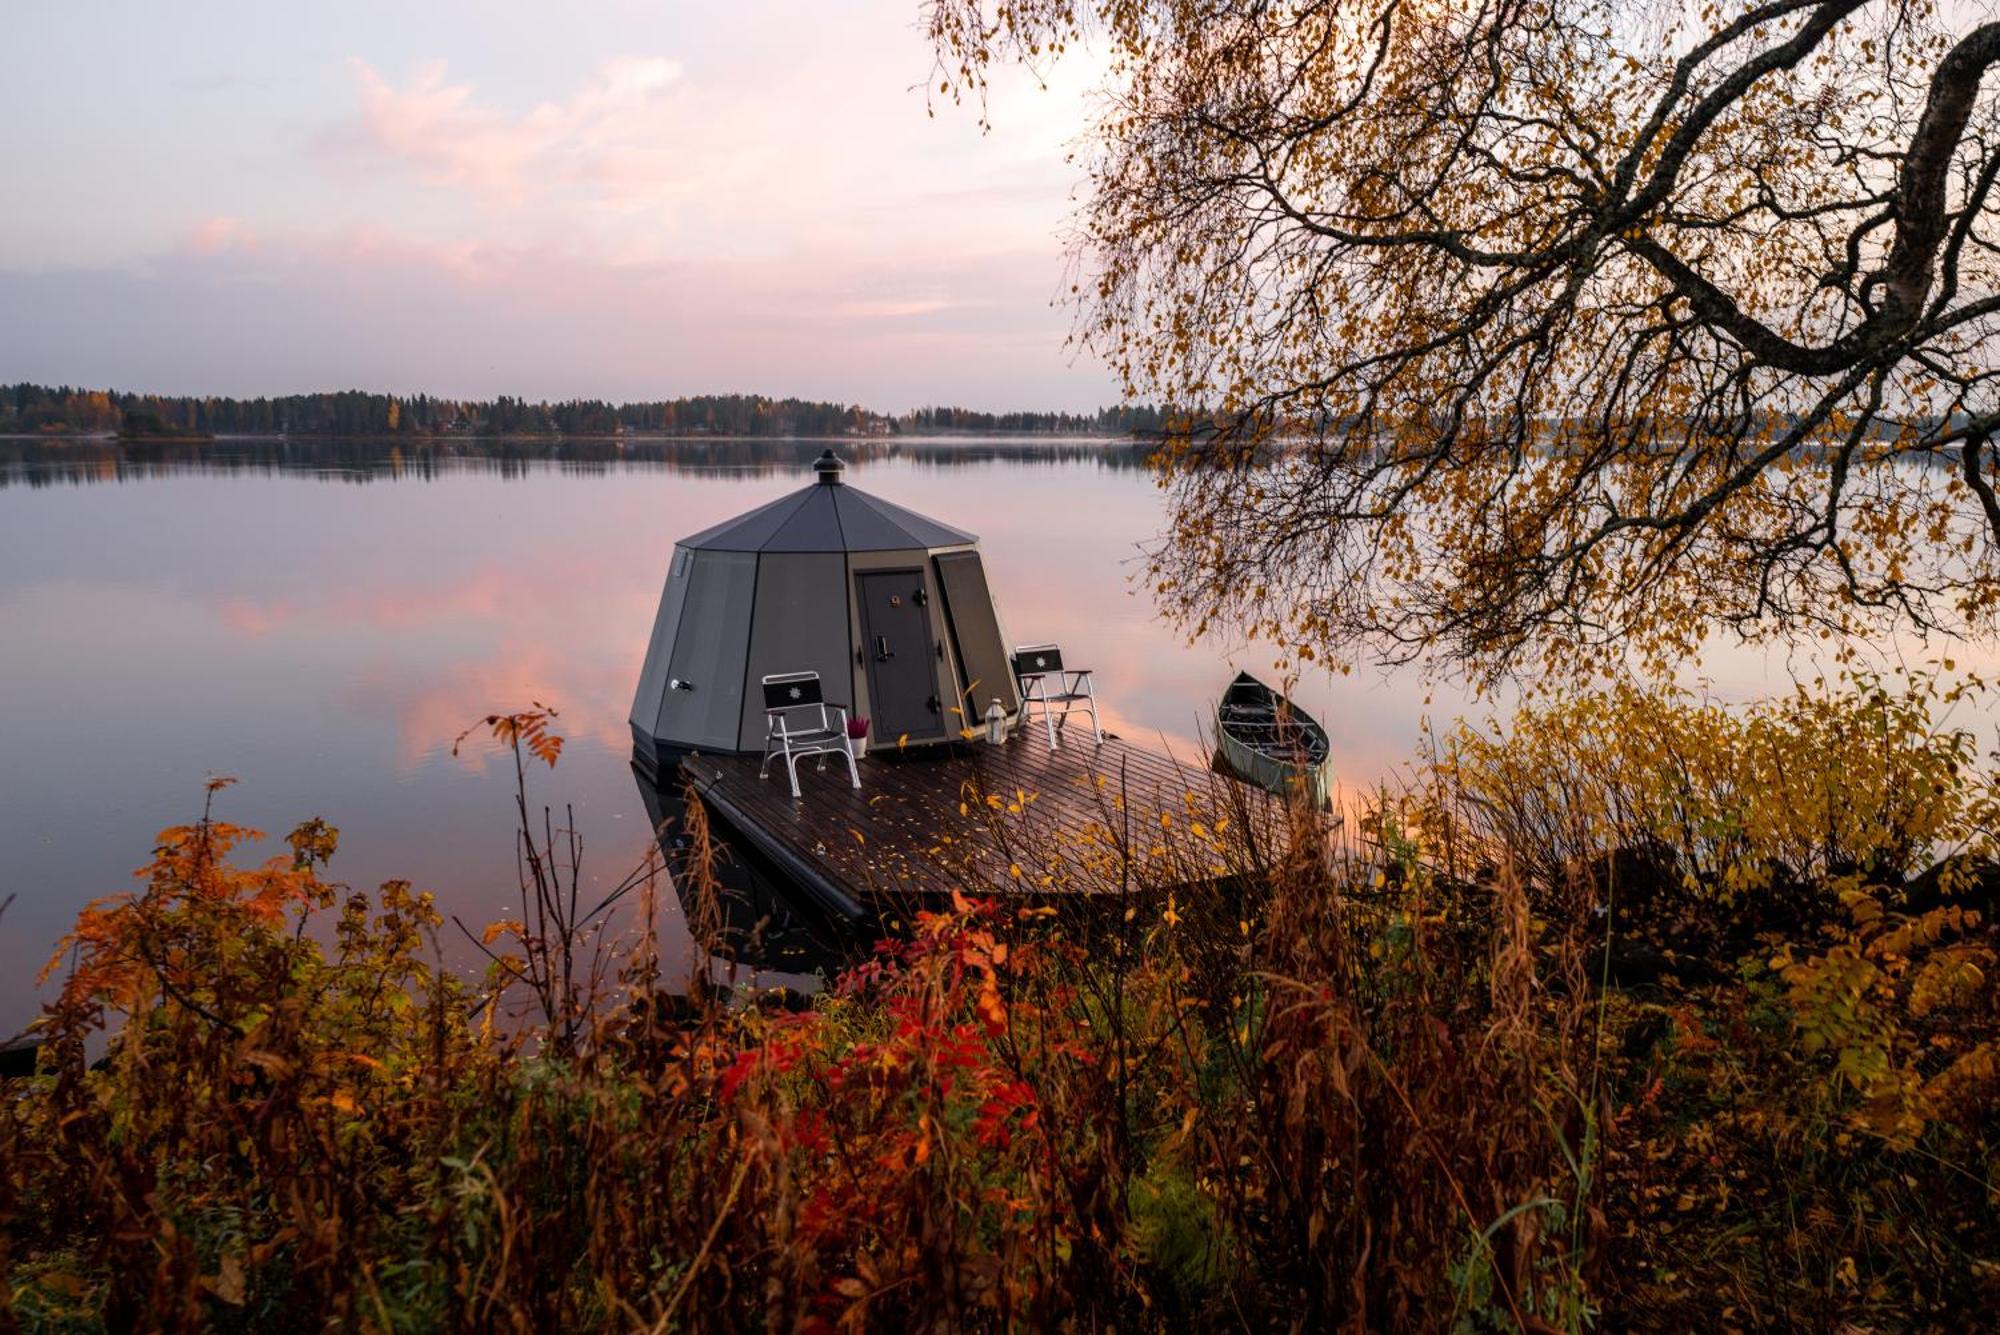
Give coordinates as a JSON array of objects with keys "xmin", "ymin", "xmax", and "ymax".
[{"xmin": 850, "ymin": 737, "xmax": 868, "ymax": 759}]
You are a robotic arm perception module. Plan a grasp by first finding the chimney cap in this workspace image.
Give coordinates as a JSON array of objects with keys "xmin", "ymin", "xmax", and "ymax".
[{"xmin": 812, "ymin": 449, "xmax": 846, "ymax": 485}]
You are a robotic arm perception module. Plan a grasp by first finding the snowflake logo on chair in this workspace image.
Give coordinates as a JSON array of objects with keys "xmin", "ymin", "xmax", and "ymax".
[
  {"xmin": 1034, "ymin": 655, "xmax": 1048, "ymax": 668},
  {"xmin": 788, "ymin": 685, "xmax": 802, "ymax": 700}
]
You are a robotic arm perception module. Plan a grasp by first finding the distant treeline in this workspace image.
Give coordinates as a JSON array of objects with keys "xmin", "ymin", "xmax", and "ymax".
[
  {"xmin": 0, "ymin": 383, "xmax": 1170, "ymax": 439},
  {"xmin": 899, "ymin": 404, "xmax": 1168, "ymax": 434},
  {"xmin": 0, "ymin": 434, "xmax": 1160, "ymax": 491}
]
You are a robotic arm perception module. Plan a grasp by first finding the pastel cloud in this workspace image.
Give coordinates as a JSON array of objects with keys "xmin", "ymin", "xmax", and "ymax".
[
  {"xmin": 350, "ymin": 56, "xmax": 689, "ymax": 212},
  {"xmin": 187, "ymin": 215, "xmax": 259, "ymax": 257}
]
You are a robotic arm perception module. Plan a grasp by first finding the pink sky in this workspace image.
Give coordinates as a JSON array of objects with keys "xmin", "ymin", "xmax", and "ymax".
[{"xmin": 0, "ymin": 2, "xmax": 1118, "ymax": 411}]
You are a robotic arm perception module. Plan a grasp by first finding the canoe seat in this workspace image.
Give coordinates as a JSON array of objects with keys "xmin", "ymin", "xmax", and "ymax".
[
  {"xmin": 759, "ymin": 671, "xmax": 861, "ymax": 798},
  {"xmin": 1011, "ymin": 643, "xmax": 1102, "ymax": 751}
]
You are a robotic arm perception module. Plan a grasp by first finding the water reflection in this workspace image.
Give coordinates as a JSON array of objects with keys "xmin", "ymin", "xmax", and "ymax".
[
  {"xmin": 0, "ymin": 435, "xmax": 1986, "ymax": 1029},
  {"xmin": 0, "ymin": 433, "xmax": 1157, "ymax": 490},
  {"xmin": 630, "ymin": 754, "xmax": 866, "ymax": 994}
]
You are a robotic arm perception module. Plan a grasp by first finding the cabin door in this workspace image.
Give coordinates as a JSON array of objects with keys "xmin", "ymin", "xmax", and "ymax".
[{"xmin": 856, "ymin": 569, "xmax": 940, "ymax": 743}]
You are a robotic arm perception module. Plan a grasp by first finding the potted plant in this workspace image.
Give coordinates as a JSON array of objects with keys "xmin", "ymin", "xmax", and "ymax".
[{"xmin": 846, "ymin": 715, "xmax": 871, "ymax": 758}]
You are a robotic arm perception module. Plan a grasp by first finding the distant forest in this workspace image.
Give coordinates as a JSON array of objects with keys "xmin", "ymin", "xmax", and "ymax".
[{"xmin": 0, "ymin": 383, "xmax": 1169, "ymax": 439}]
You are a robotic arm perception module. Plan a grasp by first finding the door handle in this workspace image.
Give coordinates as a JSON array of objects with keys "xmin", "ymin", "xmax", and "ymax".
[{"xmin": 875, "ymin": 635, "xmax": 894, "ymax": 661}]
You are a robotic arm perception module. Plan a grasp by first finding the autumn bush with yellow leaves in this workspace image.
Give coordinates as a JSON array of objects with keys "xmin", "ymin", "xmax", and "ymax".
[
  {"xmin": 2, "ymin": 680, "xmax": 1996, "ymax": 1330},
  {"xmin": 1410, "ymin": 672, "xmax": 2000, "ymax": 1324}
]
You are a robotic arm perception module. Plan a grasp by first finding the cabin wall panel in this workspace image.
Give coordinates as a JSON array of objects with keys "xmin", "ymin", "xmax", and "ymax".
[
  {"xmin": 631, "ymin": 545, "xmax": 694, "ymax": 738},
  {"xmin": 659, "ymin": 551, "xmax": 757, "ymax": 750},
  {"xmin": 737, "ymin": 553, "xmax": 853, "ymax": 749}
]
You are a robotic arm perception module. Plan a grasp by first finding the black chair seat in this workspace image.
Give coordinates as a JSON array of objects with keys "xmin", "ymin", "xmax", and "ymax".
[{"xmin": 776, "ymin": 726, "xmax": 845, "ymax": 747}]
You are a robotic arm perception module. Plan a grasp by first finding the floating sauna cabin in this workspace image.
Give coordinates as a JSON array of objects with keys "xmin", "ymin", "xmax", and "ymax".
[{"xmin": 630, "ymin": 451, "xmax": 1023, "ymax": 767}]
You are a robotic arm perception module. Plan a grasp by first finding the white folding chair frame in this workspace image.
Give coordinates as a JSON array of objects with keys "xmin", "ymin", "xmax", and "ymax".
[
  {"xmin": 758, "ymin": 671, "xmax": 861, "ymax": 798},
  {"xmin": 1011, "ymin": 643, "xmax": 1102, "ymax": 751}
]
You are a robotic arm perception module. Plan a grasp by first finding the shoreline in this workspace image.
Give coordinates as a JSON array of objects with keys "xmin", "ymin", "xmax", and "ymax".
[{"xmin": 0, "ymin": 429, "xmax": 1149, "ymax": 445}]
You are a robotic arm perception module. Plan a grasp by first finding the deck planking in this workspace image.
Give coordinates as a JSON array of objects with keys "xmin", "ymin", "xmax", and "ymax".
[{"xmin": 678, "ymin": 732, "xmax": 1283, "ymax": 917}]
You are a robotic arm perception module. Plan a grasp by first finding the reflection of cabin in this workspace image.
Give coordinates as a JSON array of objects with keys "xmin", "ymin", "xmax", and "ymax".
[
  {"xmin": 629, "ymin": 451, "xmax": 1022, "ymax": 768},
  {"xmin": 630, "ymin": 760, "xmax": 860, "ymax": 987}
]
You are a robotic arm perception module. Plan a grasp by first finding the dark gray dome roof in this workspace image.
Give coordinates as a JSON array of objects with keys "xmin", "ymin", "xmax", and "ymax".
[{"xmin": 678, "ymin": 480, "xmax": 977, "ymax": 553}]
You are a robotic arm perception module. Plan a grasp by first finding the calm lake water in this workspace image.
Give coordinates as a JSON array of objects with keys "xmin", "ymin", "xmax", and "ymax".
[{"xmin": 1, "ymin": 436, "xmax": 1985, "ymax": 1024}]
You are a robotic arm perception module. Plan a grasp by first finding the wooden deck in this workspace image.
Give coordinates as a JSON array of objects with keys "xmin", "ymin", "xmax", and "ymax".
[{"xmin": 679, "ymin": 734, "xmax": 1283, "ymax": 917}]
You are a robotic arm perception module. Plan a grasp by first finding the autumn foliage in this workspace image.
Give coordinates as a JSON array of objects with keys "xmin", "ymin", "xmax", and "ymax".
[
  {"xmin": 3, "ymin": 678, "xmax": 1997, "ymax": 1330},
  {"xmin": 925, "ymin": 0, "xmax": 2000, "ymax": 684}
]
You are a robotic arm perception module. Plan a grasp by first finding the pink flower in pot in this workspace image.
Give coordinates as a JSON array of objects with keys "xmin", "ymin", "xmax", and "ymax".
[{"xmin": 847, "ymin": 716, "xmax": 870, "ymax": 742}]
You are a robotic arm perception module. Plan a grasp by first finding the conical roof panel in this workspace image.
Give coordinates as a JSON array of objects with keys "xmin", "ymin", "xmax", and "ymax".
[
  {"xmin": 677, "ymin": 487, "xmax": 815, "ymax": 551},
  {"xmin": 681, "ymin": 480, "xmax": 977, "ymax": 553},
  {"xmin": 837, "ymin": 488, "xmax": 977, "ymax": 549}
]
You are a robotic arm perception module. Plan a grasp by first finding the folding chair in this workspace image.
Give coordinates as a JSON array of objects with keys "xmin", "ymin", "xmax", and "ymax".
[
  {"xmin": 1010, "ymin": 643, "xmax": 1102, "ymax": 750},
  {"xmin": 759, "ymin": 671, "xmax": 860, "ymax": 797}
]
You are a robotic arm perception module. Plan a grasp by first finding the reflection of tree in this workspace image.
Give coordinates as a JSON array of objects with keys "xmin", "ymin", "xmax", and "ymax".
[{"xmin": 0, "ymin": 435, "xmax": 1157, "ymax": 489}]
